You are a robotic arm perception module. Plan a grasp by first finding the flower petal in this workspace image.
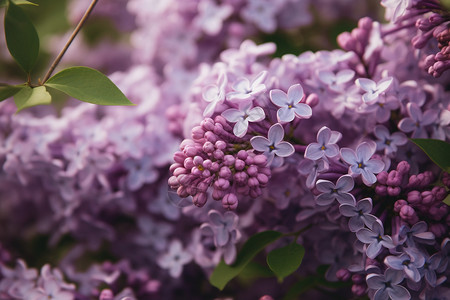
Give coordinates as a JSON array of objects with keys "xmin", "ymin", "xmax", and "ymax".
[
  {"xmin": 287, "ymin": 84, "xmax": 304, "ymax": 104},
  {"xmin": 222, "ymin": 108, "xmax": 243, "ymax": 123},
  {"xmin": 277, "ymin": 107, "xmax": 295, "ymax": 123},
  {"xmin": 233, "ymin": 119, "xmax": 249, "ymax": 137},
  {"xmin": 270, "ymin": 89, "xmax": 289, "ymax": 107},
  {"xmin": 247, "ymin": 107, "xmax": 265, "ymax": 122},
  {"xmin": 274, "ymin": 141, "xmax": 295, "ymax": 157},
  {"xmin": 268, "ymin": 123, "xmax": 285, "ymax": 144},
  {"xmin": 305, "ymin": 143, "xmax": 324, "ymax": 160},
  {"xmin": 293, "ymin": 103, "xmax": 312, "ymax": 119},
  {"xmin": 356, "ymin": 78, "xmax": 376, "ymax": 92},
  {"xmin": 336, "ymin": 174, "xmax": 354, "ymax": 192},
  {"xmin": 340, "ymin": 148, "xmax": 357, "ymax": 165},
  {"xmin": 250, "ymin": 136, "xmax": 270, "ymax": 152}
]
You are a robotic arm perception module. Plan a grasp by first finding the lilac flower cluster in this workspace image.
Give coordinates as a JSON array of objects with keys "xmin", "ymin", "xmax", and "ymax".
[{"xmin": 0, "ymin": 0, "xmax": 449, "ymax": 299}]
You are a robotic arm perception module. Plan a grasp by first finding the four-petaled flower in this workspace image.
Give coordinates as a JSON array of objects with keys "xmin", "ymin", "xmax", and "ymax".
[
  {"xmin": 157, "ymin": 239, "xmax": 192, "ymax": 278},
  {"xmin": 366, "ymin": 268, "xmax": 410, "ymax": 300},
  {"xmin": 355, "ymin": 76, "xmax": 393, "ymax": 103},
  {"xmin": 398, "ymin": 102, "xmax": 438, "ymax": 138},
  {"xmin": 339, "ymin": 197, "xmax": 377, "ymax": 232},
  {"xmin": 315, "ymin": 174, "xmax": 356, "ymax": 206},
  {"xmin": 222, "ymin": 102, "xmax": 265, "ymax": 137},
  {"xmin": 340, "ymin": 141, "xmax": 385, "ymax": 186},
  {"xmin": 226, "ymin": 71, "xmax": 267, "ymax": 102},
  {"xmin": 356, "ymin": 220, "xmax": 395, "ymax": 259},
  {"xmin": 374, "ymin": 125, "xmax": 407, "ymax": 156},
  {"xmin": 305, "ymin": 126, "xmax": 341, "ymax": 160},
  {"xmin": 317, "ymin": 69, "xmax": 355, "ymax": 92},
  {"xmin": 202, "ymin": 72, "xmax": 227, "ymax": 117},
  {"xmin": 270, "ymin": 84, "xmax": 312, "ymax": 123},
  {"xmin": 250, "ymin": 123, "xmax": 295, "ymax": 166},
  {"xmin": 384, "ymin": 248, "xmax": 425, "ymax": 282}
]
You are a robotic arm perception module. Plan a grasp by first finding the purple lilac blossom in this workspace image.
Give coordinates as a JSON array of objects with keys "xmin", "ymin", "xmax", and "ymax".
[{"xmin": 269, "ymin": 84, "xmax": 312, "ymax": 123}]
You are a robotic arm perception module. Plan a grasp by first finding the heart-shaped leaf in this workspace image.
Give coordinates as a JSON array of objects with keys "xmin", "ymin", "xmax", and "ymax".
[
  {"xmin": 45, "ymin": 67, "xmax": 134, "ymax": 106},
  {"xmin": 14, "ymin": 85, "xmax": 51, "ymax": 112},
  {"xmin": 267, "ymin": 243, "xmax": 305, "ymax": 282},
  {"xmin": 209, "ymin": 230, "xmax": 283, "ymax": 290},
  {"xmin": 4, "ymin": 0, "xmax": 40, "ymax": 73}
]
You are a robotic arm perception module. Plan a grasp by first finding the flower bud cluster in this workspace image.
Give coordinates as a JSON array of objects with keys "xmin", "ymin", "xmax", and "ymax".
[
  {"xmin": 376, "ymin": 161, "xmax": 449, "ymax": 226},
  {"xmin": 169, "ymin": 116, "xmax": 271, "ymax": 209}
]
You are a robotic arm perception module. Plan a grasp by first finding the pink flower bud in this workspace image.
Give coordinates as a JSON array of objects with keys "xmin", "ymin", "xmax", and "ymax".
[{"xmin": 222, "ymin": 193, "xmax": 238, "ymax": 210}]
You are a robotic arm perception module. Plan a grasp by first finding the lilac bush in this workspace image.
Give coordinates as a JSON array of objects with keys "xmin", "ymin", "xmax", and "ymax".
[{"xmin": 0, "ymin": 0, "xmax": 449, "ymax": 299}]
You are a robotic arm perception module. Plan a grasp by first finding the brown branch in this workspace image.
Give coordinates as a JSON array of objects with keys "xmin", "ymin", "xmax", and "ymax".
[{"xmin": 41, "ymin": 0, "xmax": 98, "ymax": 84}]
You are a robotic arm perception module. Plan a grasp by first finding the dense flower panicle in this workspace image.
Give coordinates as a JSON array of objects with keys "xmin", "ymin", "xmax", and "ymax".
[
  {"xmin": 0, "ymin": 0, "xmax": 449, "ymax": 299},
  {"xmin": 169, "ymin": 116, "xmax": 271, "ymax": 209}
]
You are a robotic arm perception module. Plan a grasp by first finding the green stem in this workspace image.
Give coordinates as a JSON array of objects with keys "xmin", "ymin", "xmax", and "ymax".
[{"xmin": 41, "ymin": 0, "xmax": 98, "ymax": 84}]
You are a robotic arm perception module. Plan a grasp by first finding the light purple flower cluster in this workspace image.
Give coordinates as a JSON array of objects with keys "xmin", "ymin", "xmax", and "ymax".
[{"xmin": 0, "ymin": 0, "xmax": 449, "ymax": 299}]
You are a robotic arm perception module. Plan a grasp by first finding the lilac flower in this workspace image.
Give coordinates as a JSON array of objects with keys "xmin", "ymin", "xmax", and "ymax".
[
  {"xmin": 28, "ymin": 276, "xmax": 74, "ymax": 300},
  {"xmin": 356, "ymin": 220, "xmax": 395, "ymax": 259},
  {"xmin": 384, "ymin": 249, "xmax": 425, "ymax": 282},
  {"xmin": 340, "ymin": 141, "xmax": 385, "ymax": 186},
  {"xmin": 194, "ymin": 0, "xmax": 233, "ymax": 36},
  {"xmin": 317, "ymin": 69, "xmax": 355, "ymax": 92},
  {"xmin": 398, "ymin": 103, "xmax": 438, "ymax": 138},
  {"xmin": 398, "ymin": 221, "xmax": 435, "ymax": 247},
  {"xmin": 355, "ymin": 77, "xmax": 393, "ymax": 103},
  {"xmin": 134, "ymin": 216, "xmax": 172, "ymax": 251},
  {"xmin": 366, "ymin": 268, "xmax": 410, "ymax": 300},
  {"xmin": 374, "ymin": 125, "xmax": 407, "ymax": 156},
  {"xmin": 202, "ymin": 72, "xmax": 227, "ymax": 117},
  {"xmin": 123, "ymin": 157, "xmax": 158, "ymax": 191},
  {"xmin": 241, "ymin": 0, "xmax": 281, "ymax": 33},
  {"xmin": 297, "ymin": 158, "xmax": 328, "ymax": 188},
  {"xmin": 419, "ymin": 253, "xmax": 442, "ymax": 287},
  {"xmin": 222, "ymin": 102, "xmax": 265, "ymax": 138},
  {"xmin": 226, "ymin": 71, "xmax": 267, "ymax": 102},
  {"xmin": 157, "ymin": 239, "xmax": 192, "ymax": 278},
  {"xmin": 304, "ymin": 126, "xmax": 341, "ymax": 160},
  {"xmin": 200, "ymin": 209, "xmax": 241, "ymax": 264},
  {"xmin": 315, "ymin": 174, "xmax": 356, "ymax": 206},
  {"xmin": 339, "ymin": 198, "xmax": 377, "ymax": 232},
  {"xmin": 358, "ymin": 95, "xmax": 399, "ymax": 123},
  {"xmin": 250, "ymin": 123, "xmax": 295, "ymax": 166},
  {"xmin": 269, "ymin": 84, "xmax": 312, "ymax": 123}
]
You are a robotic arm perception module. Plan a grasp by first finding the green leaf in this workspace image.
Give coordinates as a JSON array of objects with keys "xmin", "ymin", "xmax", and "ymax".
[
  {"xmin": 14, "ymin": 85, "xmax": 51, "ymax": 112},
  {"xmin": 1, "ymin": 0, "xmax": 37, "ymax": 6},
  {"xmin": 4, "ymin": 0, "xmax": 40, "ymax": 73},
  {"xmin": 444, "ymin": 194, "xmax": 450, "ymax": 206},
  {"xmin": 267, "ymin": 243, "xmax": 305, "ymax": 282},
  {"xmin": 209, "ymin": 230, "xmax": 283, "ymax": 290},
  {"xmin": 0, "ymin": 84, "xmax": 24, "ymax": 102},
  {"xmin": 238, "ymin": 262, "xmax": 274, "ymax": 282},
  {"xmin": 45, "ymin": 67, "xmax": 134, "ymax": 106},
  {"xmin": 411, "ymin": 139, "xmax": 450, "ymax": 173}
]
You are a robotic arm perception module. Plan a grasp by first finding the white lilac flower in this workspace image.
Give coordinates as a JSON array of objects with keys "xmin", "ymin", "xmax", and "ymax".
[
  {"xmin": 340, "ymin": 141, "xmax": 385, "ymax": 186},
  {"xmin": 398, "ymin": 102, "xmax": 438, "ymax": 138},
  {"xmin": 366, "ymin": 268, "xmax": 410, "ymax": 300},
  {"xmin": 356, "ymin": 219, "xmax": 395, "ymax": 259},
  {"xmin": 226, "ymin": 71, "xmax": 267, "ymax": 102},
  {"xmin": 157, "ymin": 239, "xmax": 192, "ymax": 278},
  {"xmin": 304, "ymin": 126, "xmax": 341, "ymax": 161},
  {"xmin": 355, "ymin": 76, "xmax": 393, "ymax": 103},
  {"xmin": 384, "ymin": 248, "xmax": 425, "ymax": 282},
  {"xmin": 374, "ymin": 125, "xmax": 407, "ymax": 156},
  {"xmin": 202, "ymin": 72, "xmax": 227, "ymax": 117},
  {"xmin": 221, "ymin": 102, "xmax": 265, "ymax": 138},
  {"xmin": 250, "ymin": 123, "xmax": 295, "ymax": 166},
  {"xmin": 317, "ymin": 69, "xmax": 355, "ymax": 92},
  {"xmin": 339, "ymin": 197, "xmax": 377, "ymax": 232},
  {"xmin": 315, "ymin": 174, "xmax": 356, "ymax": 206},
  {"xmin": 270, "ymin": 83, "xmax": 312, "ymax": 123}
]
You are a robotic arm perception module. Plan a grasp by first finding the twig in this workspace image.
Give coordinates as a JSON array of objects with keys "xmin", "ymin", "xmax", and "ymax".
[{"xmin": 41, "ymin": 0, "xmax": 98, "ymax": 84}]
